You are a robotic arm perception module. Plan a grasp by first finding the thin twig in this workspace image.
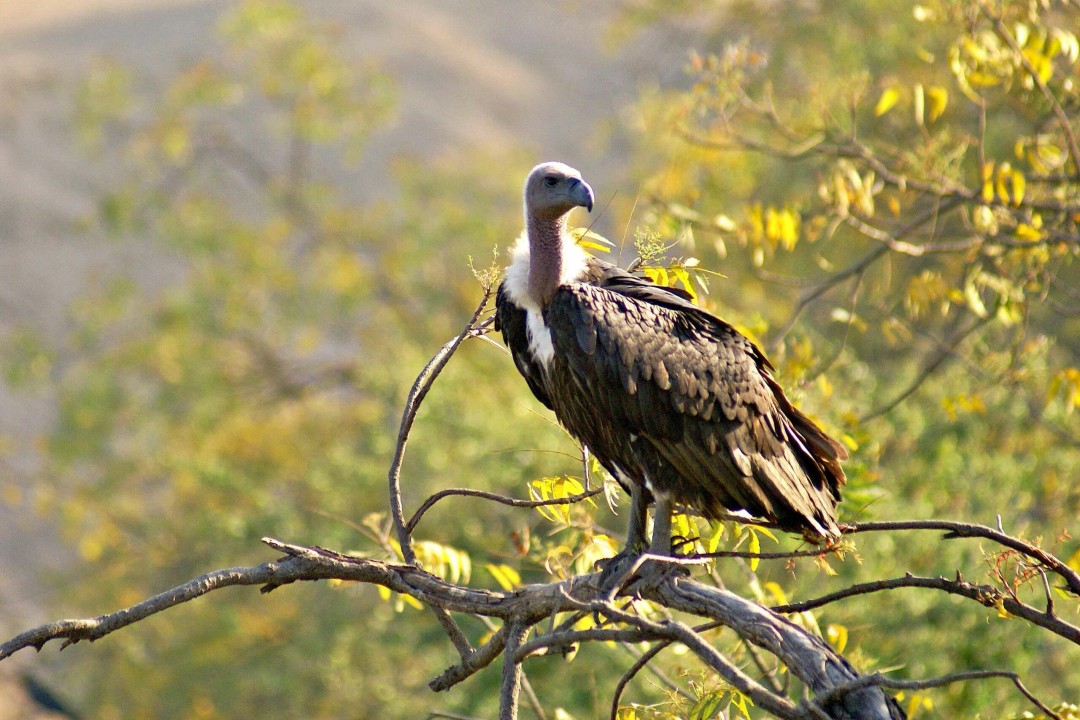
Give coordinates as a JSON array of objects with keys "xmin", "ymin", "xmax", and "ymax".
[
  {"xmin": 611, "ymin": 642, "xmax": 669, "ymax": 720},
  {"xmin": 431, "ymin": 606, "xmax": 473, "ymax": 657},
  {"xmin": 389, "ymin": 289, "xmax": 494, "ymax": 565},
  {"xmin": 406, "ymin": 486, "xmax": 603, "ymax": 534},
  {"xmin": 772, "ymin": 195, "xmax": 964, "ymax": 348},
  {"xmin": 519, "ymin": 671, "xmax": 547, "ymax": 720},
  {"xmin": 859, "ymin": 315, "xmax": 992, "ymax": 422},
  {"xmin": 691, "ymin": 547, "xmax": 838, "ymax": 562}
]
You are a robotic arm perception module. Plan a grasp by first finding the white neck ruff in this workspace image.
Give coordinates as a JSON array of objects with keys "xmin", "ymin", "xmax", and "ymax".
[{"xmin": 502, "ymin": 230, "xmax": 588, "ymax": 367}]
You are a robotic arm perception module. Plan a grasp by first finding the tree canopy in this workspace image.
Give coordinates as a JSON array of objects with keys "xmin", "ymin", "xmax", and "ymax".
[{"xmin": 1, "ymin": 1, "xmax": 1078, "ymax": 718}]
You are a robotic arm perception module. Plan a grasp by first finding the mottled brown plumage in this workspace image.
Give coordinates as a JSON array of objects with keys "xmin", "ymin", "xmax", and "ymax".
[{"xmin": 495, "ymin": 162, "xmax": 845, "ymax": 557}]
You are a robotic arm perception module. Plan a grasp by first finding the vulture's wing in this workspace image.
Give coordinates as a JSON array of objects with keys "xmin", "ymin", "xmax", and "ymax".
[{"xmin": 545, "ymin": 279, "xmax": 844, "ymax": 536}]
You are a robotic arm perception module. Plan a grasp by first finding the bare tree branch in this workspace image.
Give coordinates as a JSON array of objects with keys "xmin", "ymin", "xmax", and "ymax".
[
  {"xmin": 500, "ymin": 622, "xmax": 528, "ymax": 720},
  {"xmin": 771, "ymin": 573, "xmax": 1080, "ymax": 645},
  {"xmin": 610, "ymin": 642, "xmax": 672, "ymax": 720},
  {"xmin": 430, "ymin": 626, "xmax": 509, "ymax": 693},
  {"xmin": 815, "ymin": 669, "xmax": 1063, "ymax": 720},
  {"xmin": 1, "ymin": 535, "xmax": 909, "ymax": 719},
  {"xmin": 847, "ymin": 519, "xmax": 1080, "ymax": 596},
  {"xmin": 653, "ymin": 581, "xmax": 904, "ymax": 720}
]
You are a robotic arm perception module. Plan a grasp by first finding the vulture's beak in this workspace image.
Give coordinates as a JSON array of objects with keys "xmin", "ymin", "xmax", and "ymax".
[{"xmin": 569, "ymin": 178, "xmax": 594, "ymax": 213}]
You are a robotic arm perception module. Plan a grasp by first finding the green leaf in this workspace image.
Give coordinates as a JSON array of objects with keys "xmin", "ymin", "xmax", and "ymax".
[{"xmin": 688, "ymin": 691, "xmax": 723, "ymax": 720}]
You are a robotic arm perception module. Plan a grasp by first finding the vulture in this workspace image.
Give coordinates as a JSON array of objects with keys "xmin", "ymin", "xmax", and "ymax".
[{"xmin": 494, "ymin": 162, "xmax": 846, "ymax": 565}]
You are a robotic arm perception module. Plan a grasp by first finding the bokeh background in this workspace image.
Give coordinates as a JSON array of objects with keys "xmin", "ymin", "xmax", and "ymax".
[{"xmin": 1, "ymin": 2, "xmax": 1077, "ymax": 718}]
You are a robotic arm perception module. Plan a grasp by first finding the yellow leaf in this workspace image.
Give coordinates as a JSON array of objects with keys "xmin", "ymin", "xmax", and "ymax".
[
  {"xmin": 571, "ymin": 227, "xmax": 614, "ymax": 254},
  {"xmin": 963, "ymin": 277, "xmax": 988, "ymax": 318},
  {"xmin": 755, "ymin": 525, "xmax": 778, "ymax": 543},
  {"xmin": 995, "ymin": 162, "xmax": 1012, "ymax": 203},
  {"xmin": 748, "ymin": 530, "xmax": 761, "ymax": 572},
  {"xmin": 706, "ymin": 521, "xmax": 725, "ymax": 553},
  {"xmin": 926, "ymin": 86, "xmax": 948, "ymax": 122},
  {"xmin": 981, "ymin": 162, "xmax": 995, "ymax": 203},
  {"xmin": 1066, "ymin": 546, "xmax": 1080, "ymax": 573},
  {"xmin": 578, "ymin": 239, "xmax": 612, "ymax": 253},
  {"xmin": 672, "ymin": 267, "xmax": 697, "ymax": 301},
  {"xmin": 874, "ymin": 86, "xmax": 901, "ymax": 116},
  {"xmin": 764, "ymin": 581, "xmax": 788, "ymax": 604},
  {"xmin": 1053, "ymin": 28, "xmax": 1080, "ymax": 62},
  {"xmin": 779, "ymin": 209, "xmax": 799, "ymax": 250},
  {"xmin": 906, "ymin": 693, "xmax": 924, "ymax": 718},
  {"xmin": 400, "ymin": 593, "xmax": 424, "ymax": 611},
  {"xmin": 1015, "ymin": 223, "xmax": 1043, "ymax": 242},
  {"xmin": 995, "ymin": 597, "xmax": 1013, "ymax": 619},
  {"xmin": 827, "ymin": 624, "xmax": 848, "ymax": 653},
  {"xmin": 1022, "ymin": 48, "xmax": 1054, "ymax": 83},
  {"xmin": 913, "ymin": 83, "xmax": 925, "ymax": 126},
  {"xmin": 485, "ymin": 563, "xmax": 521, "ymax": 591},
  {"xmin": 1010, "ymin": 170, "xmax": 1025, "ymax": 206}
]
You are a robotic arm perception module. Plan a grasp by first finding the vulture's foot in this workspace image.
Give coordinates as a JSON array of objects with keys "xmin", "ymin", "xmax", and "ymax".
[
  {"xmin": 594, "ymin": 547, "xmax": 643, "ymax": 595},
  {"xmin": 594, "ymin": 549, "xmax": 688, "ymax": 598},
  {"xmin": 623, "ymin": 557, "xmax": 688, "ymax": 597}
]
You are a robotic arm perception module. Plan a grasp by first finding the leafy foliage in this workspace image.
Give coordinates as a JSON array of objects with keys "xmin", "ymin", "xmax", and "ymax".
[{"xmin": 618, "ymin": 0, "xmax": 1080, "ymax": 714}]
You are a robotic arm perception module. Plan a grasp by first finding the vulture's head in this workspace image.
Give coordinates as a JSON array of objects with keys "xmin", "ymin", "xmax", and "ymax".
[{"xmin": 524, "ymin": 162, "xmax": 594, "ymax": 221}]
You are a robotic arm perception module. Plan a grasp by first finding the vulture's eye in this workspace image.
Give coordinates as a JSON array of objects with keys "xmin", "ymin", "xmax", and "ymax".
[{"xmin": 543, "ymin": 176, "xmax": 559, "ymax": 187}]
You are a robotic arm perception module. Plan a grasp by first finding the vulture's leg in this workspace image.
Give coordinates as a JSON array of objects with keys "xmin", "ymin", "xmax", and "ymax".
[
  {"xmin": 597, "ymin": 483, "xmax": 682, "ymax": 593},
  {"xmin": 596, "ymin": 482, "xmax": 649, "ymax": 591},
  {"xmin": 624, "ymin": 482, "xmax": 649, "ymax": 553},
  {"xmin": 648, "ymin": 492, "xmax": 673, "ymax": 555},
  {"xmin": 632, "ymin": 491, "xmax": 688, "ymax": 587},
  {"xmin": 602, "ymin": 491, "xmax": 682, "ymax": 593}
]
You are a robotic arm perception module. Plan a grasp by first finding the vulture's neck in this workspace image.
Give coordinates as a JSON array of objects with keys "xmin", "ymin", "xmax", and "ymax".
[{"xmin": 526, "ymin": 213, "xmax": 569, "ymax": 307}]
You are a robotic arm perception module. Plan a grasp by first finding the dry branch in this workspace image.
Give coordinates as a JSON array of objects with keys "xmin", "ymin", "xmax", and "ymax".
[
  {"xmin": 848, "ymin": 519, "xmax": 1080, "ymax": 596},
  {"xmin": 1, "ymin": 536, "xmax": 905, "ymax": 719}
]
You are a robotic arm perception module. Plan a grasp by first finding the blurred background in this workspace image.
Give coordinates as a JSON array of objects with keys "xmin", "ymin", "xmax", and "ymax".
[{"xmin": 1, "ymin": 1, "xmax": 1077, "ymax": 718}]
